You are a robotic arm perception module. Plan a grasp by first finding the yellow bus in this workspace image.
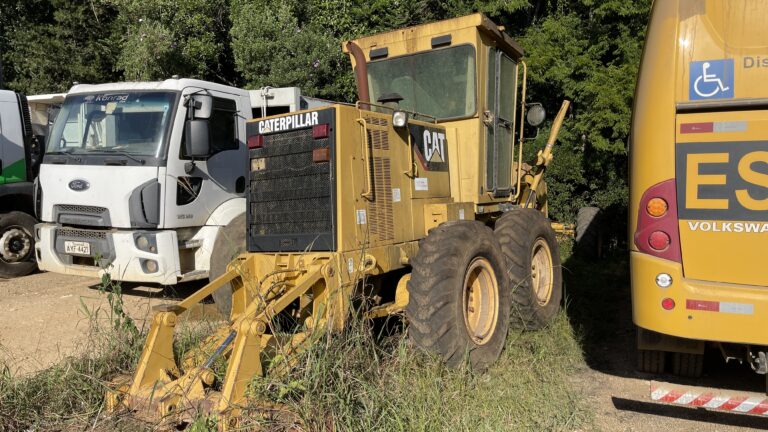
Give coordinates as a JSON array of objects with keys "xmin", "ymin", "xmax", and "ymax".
[{"xmin": 631, "ymin": 0, "xmax": 768, "ymax": 378}]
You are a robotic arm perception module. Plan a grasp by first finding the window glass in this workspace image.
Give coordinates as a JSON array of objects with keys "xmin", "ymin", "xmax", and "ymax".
[
  {"xmin": 209, "ymin": 98, "xmax": 237, "ymax": 154},
  {"xmin": 367, "ymin": 45, "xmax": 476, "ymax": 119},
  {"xmin": 181, "ymin": 97, "xmax": 238, "ymax": 158},
  {"xmin": 46, "ymin": 92, "xmax": 175, "ymax": 157}
]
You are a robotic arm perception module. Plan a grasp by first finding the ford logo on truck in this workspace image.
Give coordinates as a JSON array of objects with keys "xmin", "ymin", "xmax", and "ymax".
[{"xmin": 68, "ymin": 179, "xmax": 90, "ymax": 191}]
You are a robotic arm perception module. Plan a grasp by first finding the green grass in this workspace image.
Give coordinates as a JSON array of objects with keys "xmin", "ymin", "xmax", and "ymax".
[{"xmin": 1, "ymin": 240, "xmax": 597, "ymax": 431}]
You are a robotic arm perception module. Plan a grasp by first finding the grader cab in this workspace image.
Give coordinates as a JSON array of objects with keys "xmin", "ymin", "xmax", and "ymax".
[{"xmin": 107, "ymin": 13, "xmax": 570, "ymax": 427}]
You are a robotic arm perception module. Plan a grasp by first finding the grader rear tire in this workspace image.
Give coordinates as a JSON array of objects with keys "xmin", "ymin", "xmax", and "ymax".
[
  {"xmin": 406, "ymin": 221, "xmax": 511, "ymax": 370},
  {"xmin": 209, "ymin": 214, "xmax": 246, "ymax": 319},
  {"xmin": 494, "ymin": 209, "xmax": 562, "ymax": 330}
]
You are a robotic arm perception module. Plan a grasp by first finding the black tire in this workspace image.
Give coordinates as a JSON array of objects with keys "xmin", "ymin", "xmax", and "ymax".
[
  {"xmin": 672, "ymin": 352, "xmax": 704, "ymax": 378},
  {"xmin": 0, "ymin": 211, "xmax": 37, "ymax": 278},
  {"xmin": 637, "ymin": 349, "xmax": 666, "ymax": 374},
  {"xmin": 406, "ymin": 221, "xmax": 511, "ymax": 370},
  {"xmin": 209, "ymin": 214, "xmax": 246, "ymax": 318},
  {"xmin": 575, "ymin": 206, "xmax": 602, "ymax": 258},
  {"xmin": 495, "ymin": 209, "xmax": 563, "ymax": 330}
]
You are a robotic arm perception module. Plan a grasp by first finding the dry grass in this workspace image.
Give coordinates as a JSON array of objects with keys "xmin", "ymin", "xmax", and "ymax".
[{"xmin": 0, "ymin": 240, "xmax": 594, "ymax": 431}]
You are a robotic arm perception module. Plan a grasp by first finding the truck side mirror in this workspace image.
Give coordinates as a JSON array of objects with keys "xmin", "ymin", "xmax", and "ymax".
[
  {"xmin": 187, "ymin": 94, "xmax": 213, "ymax": 119},
  {"xmin": 184, "ymin": 119, "xmax": 210, "ymax": 158}
]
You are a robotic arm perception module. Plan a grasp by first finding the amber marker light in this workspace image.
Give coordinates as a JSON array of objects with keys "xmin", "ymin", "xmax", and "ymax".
[{"xmin": 646, "ymin": 197, "xmax": 668, "ymax": 217}]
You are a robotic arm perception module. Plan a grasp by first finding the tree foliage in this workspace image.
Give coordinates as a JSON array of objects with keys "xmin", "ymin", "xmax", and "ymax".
[{"xmin": 0, "ymin": 0, "xmax": 652, "ymax": 221}]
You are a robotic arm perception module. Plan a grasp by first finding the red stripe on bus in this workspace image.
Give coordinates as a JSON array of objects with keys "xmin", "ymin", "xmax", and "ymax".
[
  {"xmin": 748, "ymin": 400, "xmax": 768, "ymax": 415},
  {"xmin": 660, "ymin": 390, "xmax": 684, "ymax": 403},
  {"xmin": 680, "ymin": 122, "xmax": 714, "ymax": 133},
  {"xmin": 721, "ymin": 396, "xmax": 748, "ymax": 410},
  {"xmin": 686, "ymin": 299, "xmax": 720, "ymax": 312},
  {"xmin": 691, "ymin": 393, "xmax": 714, "ymax": 406}
]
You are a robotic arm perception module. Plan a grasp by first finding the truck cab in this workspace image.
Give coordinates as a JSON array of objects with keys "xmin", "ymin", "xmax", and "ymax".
[{"xmin": 34, "ymin": 79, "xmax": 319, "ymax": 287}]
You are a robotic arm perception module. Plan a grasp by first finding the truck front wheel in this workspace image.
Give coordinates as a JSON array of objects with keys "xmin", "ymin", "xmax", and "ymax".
[
  {"xmin": 209, "ymin": 214, "xmax": 246, "ymax": 319},
  {"xmin": 406, "ymin": 221, "xmax": 511, "ymax": 370},
  {"xmin": 0, "ymin": 211, "xmax": 37, "ymax": 278}
]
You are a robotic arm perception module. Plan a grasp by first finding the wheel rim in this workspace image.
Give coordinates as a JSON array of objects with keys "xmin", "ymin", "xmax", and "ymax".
[
  {"xmin": 0, "ymin": 226, "xmax": 32, "ymax": 263},
  {"xmin": 462, "ymin": 257, "xmax": 499, "ymax": 345},
  {"xmin": 531, "ymin": 238, "xmax": 554, "ymax": 306}
]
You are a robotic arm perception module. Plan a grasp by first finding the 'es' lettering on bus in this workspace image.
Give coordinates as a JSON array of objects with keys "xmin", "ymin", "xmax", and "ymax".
[{"xmin": 677, "ymin": 141, "xmax": 768, "ymax": 222}]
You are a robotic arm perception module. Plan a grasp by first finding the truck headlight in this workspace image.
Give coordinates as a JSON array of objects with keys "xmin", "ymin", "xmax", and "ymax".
[
  {"xmin": 134, "ymin": 233, "xmax": 157, "ymax": 253},
  {"xmin": 392, "ymin": 110, "xmax": 408, "ymax": 128}
]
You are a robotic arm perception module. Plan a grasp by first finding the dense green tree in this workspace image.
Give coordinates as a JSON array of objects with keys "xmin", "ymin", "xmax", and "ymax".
[
  {"xmin": 519, "ymin": 0, "xmax": 651, "ymax": 221},
  {"xmin": 0, "ymin": 0, "xmax": 652, "ymax": 224},
  {"xmin": 1, "ymin": 0, "xmax": 120, "ymax": 93},
  {"xmin": 111, "ymin": 0, "xmax": 235, "ymax": 83}
]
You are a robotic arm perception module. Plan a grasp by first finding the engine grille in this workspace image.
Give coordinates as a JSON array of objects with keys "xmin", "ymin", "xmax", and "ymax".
[{"xmin": 247, "ymin": 108, "xmax": 336, "ymax": 252}]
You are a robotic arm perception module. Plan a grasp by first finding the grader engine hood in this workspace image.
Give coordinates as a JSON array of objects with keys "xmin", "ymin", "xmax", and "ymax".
[
  {"xmin": 39, "ymin": 163, "xmax": 161, "ymax": 228},
  {"xmin": 246, "ymin": 108, "xmax": 337, "ymax": 252}
]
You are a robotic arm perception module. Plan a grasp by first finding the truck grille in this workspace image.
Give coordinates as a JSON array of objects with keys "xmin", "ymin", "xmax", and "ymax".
[
  {"xmin": 247, "ymin": 108, "xmax": 336, "ymax": 252},
  {"xmin": 56, "ymin": 205, "xmax": 107, "ymax": 214},
  {"xmin": 57, "ymin": 227, "xmax": 108, "ymax": 240}
]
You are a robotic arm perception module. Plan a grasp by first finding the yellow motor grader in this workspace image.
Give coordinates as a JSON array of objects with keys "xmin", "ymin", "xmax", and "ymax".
[{"xmin": 107, "ymin": 13, "xmax": 570, "ymax": 427}]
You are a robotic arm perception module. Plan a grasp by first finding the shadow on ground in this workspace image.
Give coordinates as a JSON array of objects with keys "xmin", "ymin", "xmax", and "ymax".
[{"xmin": 562, "ymin": 243, "xmax": 768, "ymax": 428}]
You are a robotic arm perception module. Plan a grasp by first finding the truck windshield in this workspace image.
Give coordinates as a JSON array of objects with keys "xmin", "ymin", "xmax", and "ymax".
[
  {"xmin": 46, "ymin": 92, "xmax": 176, "ymax": 158},
  {"xmin": 366, "ymin": 45, "xmax": 476, "ymax": 119}
]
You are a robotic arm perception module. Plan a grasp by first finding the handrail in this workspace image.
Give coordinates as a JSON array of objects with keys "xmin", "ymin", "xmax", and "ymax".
[
  {"xmin": 354, "ymin": 101, "xmax": 438, "ymax": 123},
  {"xmin": 356, "ymin": 117, "xmax": 374, "ymax": 199},
  {"xmin": 512, "ymin": 61, "xmax": 528, "ymax": 201}
]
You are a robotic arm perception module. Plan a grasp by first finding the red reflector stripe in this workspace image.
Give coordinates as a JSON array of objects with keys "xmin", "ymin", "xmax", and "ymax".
[
  {"xmin": 247, "ymin": 135, "xmax": 263, "ymax": 149},
  {"xmin": 313, "ymin": 124, "xmax": 329, "ymax": 139},
  {"xmin": 680, "ymin": 122, "xmax": 714, "ymax": 134},
  {"xmin": 686, "ymin": 299, "xmax": 719, "ymax": 312}
]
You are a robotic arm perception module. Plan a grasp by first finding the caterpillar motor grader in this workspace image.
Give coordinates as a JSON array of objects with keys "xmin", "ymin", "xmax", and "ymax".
[{"xmin": 107, "ymin": 13, "xmax": 570, "ymax": 427}]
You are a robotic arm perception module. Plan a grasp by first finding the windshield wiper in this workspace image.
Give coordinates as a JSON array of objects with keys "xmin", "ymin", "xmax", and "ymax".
[
  {"xmin": 46, "ymin": 148, "xmax": 82, "ymax": 163},
  {"xmin": 91, "ymin": 149, "xmax": 146, "ymax": 165}
]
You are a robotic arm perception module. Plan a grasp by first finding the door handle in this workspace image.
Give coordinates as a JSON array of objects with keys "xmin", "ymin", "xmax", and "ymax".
[{"xmin": 482, "ymin": 110, "xmax": 494, "ymax": 127}]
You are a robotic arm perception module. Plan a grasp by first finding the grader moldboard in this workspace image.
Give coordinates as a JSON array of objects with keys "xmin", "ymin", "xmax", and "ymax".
[{"xmin": 107, "ymin": 13, "xmax": 570, "ymax": 428}]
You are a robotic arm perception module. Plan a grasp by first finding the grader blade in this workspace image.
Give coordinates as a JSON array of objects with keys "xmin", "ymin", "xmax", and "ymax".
[{"xmin": 106, "ymin": 253, "xmax": 340, "ymax": 427}]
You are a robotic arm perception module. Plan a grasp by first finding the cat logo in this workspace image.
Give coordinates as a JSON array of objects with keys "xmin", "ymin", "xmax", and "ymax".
[
  {"xmin": 408, "ymin": 124, "xmax": 449, "ymax": 172},
  {"xmin": 424, "ymin": 130, "xmax": 446, "ymax": 163}
]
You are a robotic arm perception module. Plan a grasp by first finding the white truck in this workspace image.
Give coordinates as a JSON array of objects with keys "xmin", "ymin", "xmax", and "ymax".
[{"xmin": 34, "ymin": 79, "xmax": 323, "ymax": 311}]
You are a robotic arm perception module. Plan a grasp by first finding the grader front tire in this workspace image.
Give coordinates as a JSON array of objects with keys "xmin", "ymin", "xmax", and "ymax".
[
  {"xmin": 406, "ymin": 221, "xmax": 511, "ymax": 370},
  {"xmin": 495, "ymin": 209, "xmax": 563, "ymax": 330}
]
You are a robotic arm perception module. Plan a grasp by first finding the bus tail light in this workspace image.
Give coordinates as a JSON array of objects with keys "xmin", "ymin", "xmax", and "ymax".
[
  {"xmin": 646, "ymin": 197, "xmax": 668, "ymax": 217},
  {"xmin": 634, "ymin": 179, "xmax": 681, "ymax": 262}
]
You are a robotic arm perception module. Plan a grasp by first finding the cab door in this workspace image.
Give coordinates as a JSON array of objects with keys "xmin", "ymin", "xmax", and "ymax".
[
  {"xmin": 164, "ymin": 88, "xmax": 247, "ymax": 228},
  {"xmin": 485, "ymin": 49, "xmax": 518, "ymax": 197}
]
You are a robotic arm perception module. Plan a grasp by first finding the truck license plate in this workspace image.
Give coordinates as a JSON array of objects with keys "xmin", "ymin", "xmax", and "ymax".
[{"xmin": 64, "ymin": 241, "xmax": 91, "ymax": 256}]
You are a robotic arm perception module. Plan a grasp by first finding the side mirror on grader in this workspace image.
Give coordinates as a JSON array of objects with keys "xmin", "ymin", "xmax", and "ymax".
[{"xmin": 108, "ymin": 13, "xmax": 570, "ymax": 428}]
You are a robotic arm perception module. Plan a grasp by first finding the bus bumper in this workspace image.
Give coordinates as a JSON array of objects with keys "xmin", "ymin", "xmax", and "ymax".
[
  {"xmin": 35, "ymin": 223, "xmax": 182, "ymax": 285},
  {"xmin": 631, "ymin": 251, "xmax": 768, "ymax": 346}
]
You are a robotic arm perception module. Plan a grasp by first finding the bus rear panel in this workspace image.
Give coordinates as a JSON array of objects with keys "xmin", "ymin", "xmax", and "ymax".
[{"xmin": 631, "ymin": 0, "xmax": 768, "ymax": 365}]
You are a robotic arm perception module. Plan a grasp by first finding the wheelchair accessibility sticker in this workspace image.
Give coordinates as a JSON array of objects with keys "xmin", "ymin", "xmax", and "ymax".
[{"xmin": 690, "ymin": 59, "xmax": 734, "ymax": 100}]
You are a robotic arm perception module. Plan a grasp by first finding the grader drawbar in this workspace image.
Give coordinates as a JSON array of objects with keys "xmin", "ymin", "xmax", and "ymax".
[{"xmin": 107, "ymin": 14, "xmax": 570, "ymax": 428}]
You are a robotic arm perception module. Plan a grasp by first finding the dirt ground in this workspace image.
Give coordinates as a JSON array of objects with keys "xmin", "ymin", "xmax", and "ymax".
[
  {"xmin": 0, "ymin": 271, "xmax": 216, "ymax": 375},
  {"xmin": 1, "ymin": 269, "xmax": 768, "ymax": 431}
]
